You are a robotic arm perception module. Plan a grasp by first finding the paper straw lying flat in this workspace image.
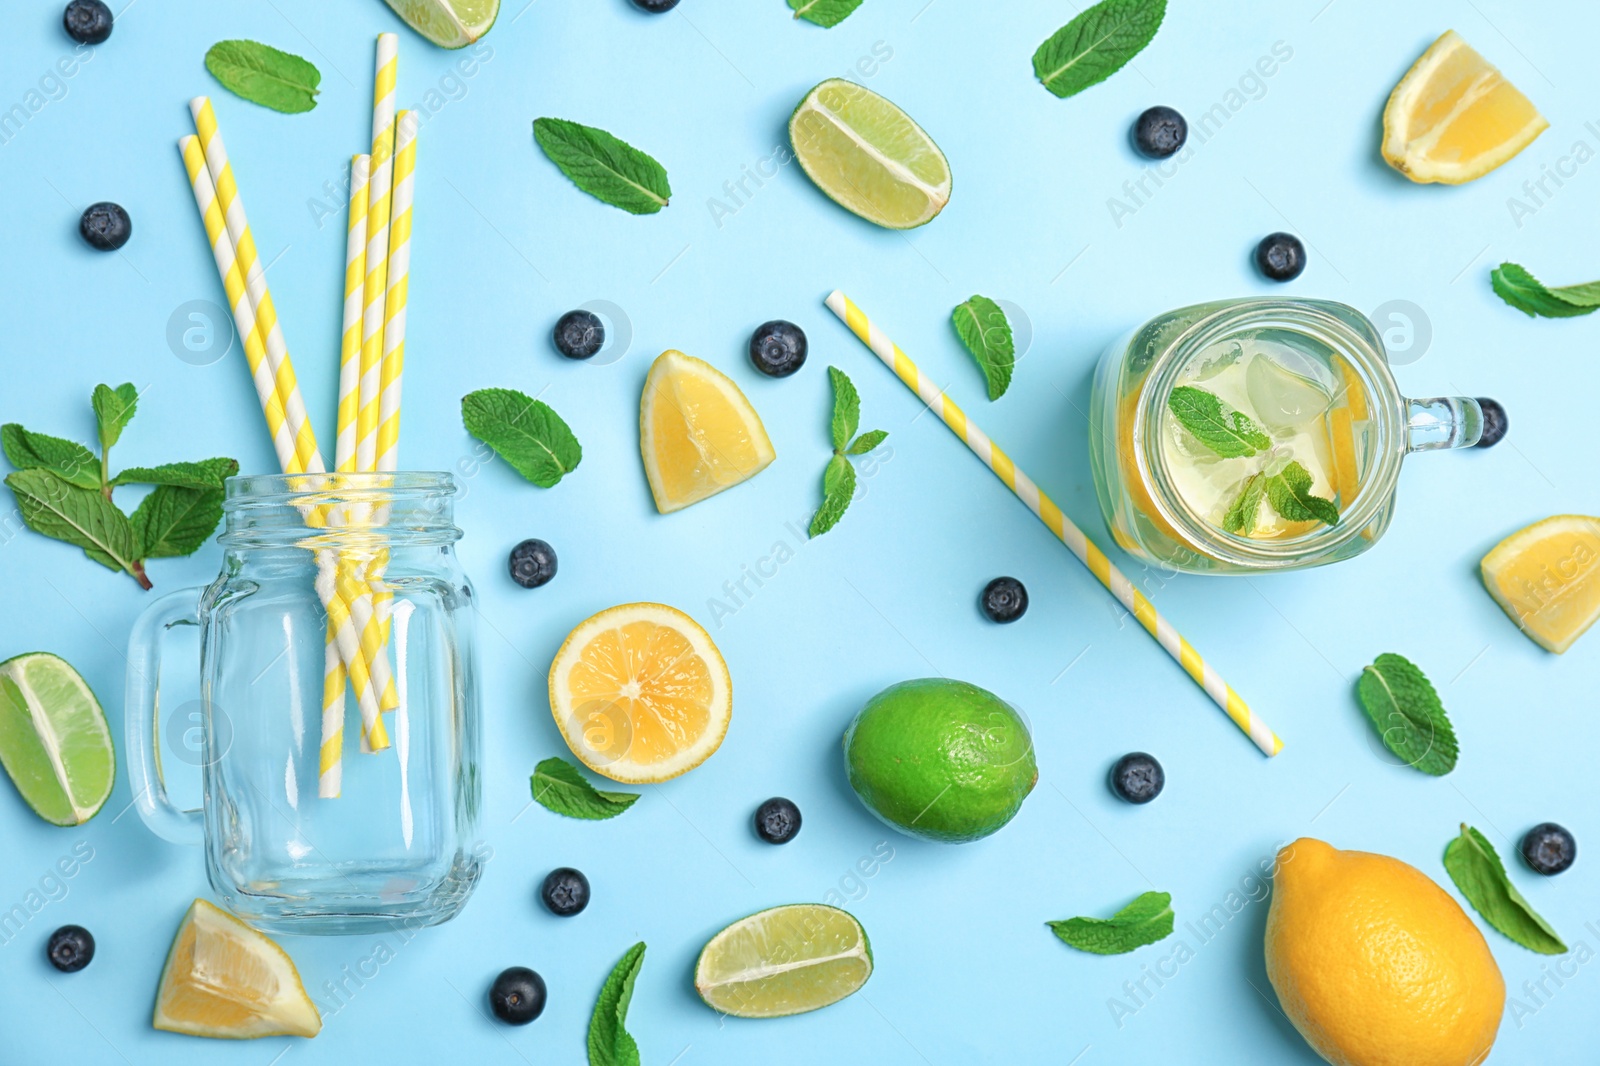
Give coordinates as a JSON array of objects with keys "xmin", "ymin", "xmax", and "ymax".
[{"xmin": 824, "ymin": 290, "xmax": 1283, "ymax": 757}]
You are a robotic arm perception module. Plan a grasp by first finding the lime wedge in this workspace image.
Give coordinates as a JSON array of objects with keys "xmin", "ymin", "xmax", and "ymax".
[
  {"xmin": 382, "ymin": 0, "xmax": 499, "ymax": 48},
  {"xmin": 0, "ymin": 653, "xmax": 113, "ymax": 826},
  {"xmin": 694, "ymin": 904, "xmax": 872, "ymax": 1018},
  {"xmin": 789, "ymin": 79, "xmax": 951, "ymax": 229}
]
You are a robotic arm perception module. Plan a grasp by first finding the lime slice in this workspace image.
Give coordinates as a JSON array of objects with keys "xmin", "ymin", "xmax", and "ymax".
[
  {"xmin": 154, "ymin": 899, "xmax": 322, "ymax": 1039},
  {"xmin": 789, "ymin": 79, "xmax": 951, "ymax": 229},
  {"xmin": 0, "ymin": 653, "xmax": 113, "ymax": 826},
  {"xmin": 694, "ymin": 904, "xmax": 872, "ymax": 1018},
  {"xmin": 382, "ymin": 0, "xmax": 499, "ymax": 48}
]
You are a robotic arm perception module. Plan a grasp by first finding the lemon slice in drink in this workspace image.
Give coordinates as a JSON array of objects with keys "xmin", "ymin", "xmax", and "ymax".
[
  {"xmin": 695, "ymin": 905, "xmax": 872, "ymax": 1018},
  {"xmin": 789, "ymin": 79, "xmax": 951, "ymax": 229},
  {"xmin": 1381, "ymin": 30, "xmax": 1546, "ymax": 184},
  {"xmin": 153, "ymin": 900, "xmax": 322, "ymax": 1039},
  {"xmin": 1481, "ymin": 515, "xmax": 1600, "ymax": 653},
  {"xmin": 0, "ymin": 652, "xmax": 113, "ymax": 826},
  {"xmin": 382, "ymin": 0, "xmax": 498, "ymax": 48},
  {"xmin": 641, "ymin": 350, "xmax": 775, "ymax": 514}
]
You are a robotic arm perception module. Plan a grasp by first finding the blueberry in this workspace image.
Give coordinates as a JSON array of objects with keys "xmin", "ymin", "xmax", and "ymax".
[
  {"xmin": 489, "ymin": 966, "xmax": 547, "ymax": 1024},
  {"xmin": 980, "ymin": 577, "xmax": 1028, "ymax": 623},
  {"xmin": 749, "ymin": 320, "xmax": 807, "ymax": 378},
  {"xmin": 754, "ymin": 797, "xmax": 801, "ymax": 844},
  {"xmin": 79, "ymin": 202, "xmax": 130, "ymax": 251},
  {"xmin": 630, "ymin": 0, "xmax": 681, "ymax": 10},
  {"xmin": 540, "ymin": 867, "xmax": 590, "ymax": 916},
  {"xmin": 63, "ymin": 0, "xmax": 113, "ymax": 44},
  {"xmin": 1474, "ymin": 398, "xmax": 1507, "ymax": 448},
  {"xmin": 1109, "ymin": 753, "xmax": 1164, "ymax": 804},
  {"xmin": 1255, "ymin": 232, "xmax": 1306, "ymax": 282},
  {"xmin": 1521, "ymin": 823, "xmax": 1575, "ymax": 876},
  {"xmin": 47, "ymin": 925, "xmax": 95, "ymax": 973},
  {"xmin": 1132, "ymin": 106, "xmax": 1186, "ymax": 159},
  {"xmin": 553, "ymin": 310, "xmax": 604, "ymax": 360},
  {"xmin": 508, "ymin": 538, "xmax": 557, "ymax": 589}
]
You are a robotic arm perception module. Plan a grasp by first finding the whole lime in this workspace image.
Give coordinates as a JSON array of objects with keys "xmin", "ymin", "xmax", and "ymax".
[{"xmin": 843, "ymin": 678, "xmax": 1037, "ymax": 843}]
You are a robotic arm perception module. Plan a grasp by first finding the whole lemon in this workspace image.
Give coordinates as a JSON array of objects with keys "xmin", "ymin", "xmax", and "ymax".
[
  {"xmin": 843, "ymin": 678, "xmax": 1036, "ymax": 843},
  {"xmin": 1265, "ymin": 838, "xmax": 1504, "ymax": 1066}
]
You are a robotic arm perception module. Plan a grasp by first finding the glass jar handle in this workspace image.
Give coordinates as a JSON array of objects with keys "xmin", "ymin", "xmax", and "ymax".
[
  {"xmin": 124, "ymin": 587, "xmax": 206, "ymax": 845},
  {"xmin": 1405, "ymin": 396, "xmax": 1484, "ymax": 452}
]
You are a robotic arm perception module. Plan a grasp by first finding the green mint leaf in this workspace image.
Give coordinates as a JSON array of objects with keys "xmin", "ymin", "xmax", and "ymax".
[
  {"xmin": 462, "ymin": 388, "xmax": 583, "ymax": 488},
  {"xmin": 533, "ymin": 118, "xmax": 670, "ymax": 215},
  {"xmin": 809, "ymin": 453, "xmax": 856, "ymax": 537},
  {"xmin": 1, "ymin": 425, "xmax": 101, "ymax": 490},
  {"xmin": 1355, "ymin": 653, "xmax": 1457, "ymax": 776},
  {"xmin": 1033, "ymin": 0, "xmax": 1166, "ymax": 99},
  {"xmin": 828, "ymin": 366, "xmax": 860, "ymax": 452},
  {"xmin": 91, "ymin": 383, "xmax": 138, "ymax": 453},
  {"xmin": 5, "ymin": 470, "xmax": 139, "ymax": 575},
  {"xmin": 1166, "ymin": 386, "xmax": 1271, "ymax": 458},
  {"xmin": 588, "ymin": 942, "xmax": 646, "ymax": 1066},
  {"xmin": 1490, "ymin": 262, "xmax": 1600, "ymax": 319},
  {"xmin": 951, "ymin": 295, "xmax": 1016, "ymax": 400},
  {"xmin": 847, "ymin": 429, "xmax": 888, "ymax": 455},
  {"xmin": 531, "ymin": 757, "xmax": 639, "ymax": 821},
  {"xmin": 131, "ymin": 485, "xmax": 225, "ymax": 559},
  {"xmin": 788, "ymin": 0, "xmax": 865, "ymax": 28},
  {"xmin": 1048, "ymin": 891, "xmax": 1175, "ymax": 955},
  {"xmin": 1264, "ymin": 460, "xmax": 1339, "ymax": 527},
  {"xmin": 204, "ymin": 40, "xmax": 321, "ymax": 114},
  {"xmin": 1221, "ymin": 474, "xmax": 1265, "ymax": 535},
  {"xmin": 1444, "ymin": 824, "xmax": 1567, "ymax": 955},
  {"xmin": 115, "ymin": 458, "xmax": 238, "ymax": 491}
]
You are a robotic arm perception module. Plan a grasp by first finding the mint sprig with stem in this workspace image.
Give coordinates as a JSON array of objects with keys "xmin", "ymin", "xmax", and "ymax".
[{"xmin": 810, "ymin": 367, "xmax": 888, "ymax": 537}]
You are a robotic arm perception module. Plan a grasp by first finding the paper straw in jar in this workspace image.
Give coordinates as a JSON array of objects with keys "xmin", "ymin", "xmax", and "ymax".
[
  {"xmin": 357, "ymin": 33, "xmax": 399, "ymax": 475},
  {"xmin": 318, "ymin": 644, "xmax": 344, "ymax": 797},
  {"xmin": 823, "ymin": 290, "xmax": 1283, "ymax": 757},
  {"xmin": 376, "ymin": 110, "xmax": 416, "ymax": 474},
  {"xmin": 336, "ymin": 154, "xmax": 371, "ymax": 473}
]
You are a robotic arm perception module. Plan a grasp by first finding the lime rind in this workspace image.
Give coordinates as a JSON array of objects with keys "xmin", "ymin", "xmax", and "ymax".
[{"xmin": 695, "ymin": 904, "xmax": 873, "ymax": 1018}]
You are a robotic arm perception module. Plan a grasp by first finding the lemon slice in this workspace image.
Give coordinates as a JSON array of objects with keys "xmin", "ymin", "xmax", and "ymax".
[
  {"xmin": 695, "ymin": 905, "xmax": 872, "ymax": 1018},
  {"xmin": 1382, "ymin": 30, "xmax": 1547, "ymax": 184},
  {"xmin": 382, "ymin": 0, "xmax": 498, "ymax": 48},
  {"xmin": 1481, "ymin": 515, "xmax": 1600, "ymax": 653},
  {"xmin": 549, "ymin": 602, "xmax": 731, "ymax": 784},
  {"xmin": 153, "ymin": 900, "xmax": 321, "ymax": 1039},
  {"xmin": 789, "ymin": 79, "xmax": 951, "ymax": 229},
  {"xmin": 640, "ymin": 350, "xmax": 775, "ymax": 514},
  {"xmin": 0, "ymin": 653, "xmax": 113, "ymax": 826}
]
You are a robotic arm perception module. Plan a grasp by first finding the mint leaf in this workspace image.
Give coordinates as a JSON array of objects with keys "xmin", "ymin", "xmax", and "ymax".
[
  {"xmin": 462, "ymin": 388, "xmax": 582, "ymax": 488},
  {"xmin": 588, "ymin": 942, "xmax": 646, "ymax": 1066},
  {"xmin": 1, "ymin": 425, "xmax": 101, "ymax": 490},
  {"xmin": 1355, "ymin": 653, "xmax": 1457, "ymax": 776},
  {"xmin": 1264, "ymin": 460, "xmax": 1338, "ymax": 526},
  {"xmin": 828, "ymin": 366, "xmax": 860, "ymax": 451},
  {"xmin": 531, "ymin": 757, "xmax": 639, "ymax": 821},
  {"xmin": 1166, "ymin": 386, "xmax": 1271, "ymax": 458},
  {"xmin": 1048, "ymin": 891, "xmax": 1174, "ymax": 955},
  {"xmin": 131, "ymin": 486, "xmax": 225, "ymax": 559},
  {"xmin": 1491, "ymin": 262, "xmax": 1600, "ymax": 319},
  {"xmin": 788, "ymin": 0, "xmax": 864, "ymax": 28},
  {"xmin": 809, "ymin": 453, "xmax": 856, "ymax": 537},
  {"xmin": 91, "ymin": 383, "xmax": 138, "ymax": 453},
  {"xmin": 847, "ymin": 429, "xmax": 888, "ymax": 455},
  {"xmin": 1221, "ymin": 474, "xmax": 1265, "ymax": 535},
  {"xmin": 1444, "ymin": 824, "xmax": 1567, "ymax": 955},
  {"xmin": 1033, "ymin": 0, "xmax": 1166, "ymax": 99},
  {"xmin": 952, "ymin": 295, "xmax": 1015, "ymax": 400},
  {"xmin": 533, "ymin": 118, "xmax": 670, "ymax": 215},
  {"xmin": 5, "ymin": 470, "xmax": 139, "ymax": 575},
  {"xmin": 115, "ymin": 458, "xmax": 238, "ymax": 490},
  {"xmin": 205, "ymin": 40, "xmax": 320, "ymax": 114}
]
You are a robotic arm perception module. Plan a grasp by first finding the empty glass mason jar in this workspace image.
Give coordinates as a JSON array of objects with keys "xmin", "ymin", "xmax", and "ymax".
[{"xmin": 125, "ymin": 473, "xmax": 483, "ymax": 934}]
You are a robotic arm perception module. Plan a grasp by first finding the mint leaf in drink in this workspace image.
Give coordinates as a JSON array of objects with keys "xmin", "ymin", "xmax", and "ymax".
[
  {"xmin": 829, "ymin": 366, "xmax": 860, "ymax": 451},
  {"xmin": 809, "ymin": 454, "xmax": 856, "ymax": 537},
  {"xmin": 462, "ymin": 388, "xmax": 582, "ymax": 488},
  {"xmin": 1490, "ymin": 262, "xmax": 1600, "ymax": 319},
  {"xmin": 533, "ymin": 118, "xmax": 670, "ymax": 215},
  {"xmin": 115, "ymin": 458, "xmax": 238, "ymax": 490},
  {"xmin": 1355, "ymin": 653, "xmax": 1457, "ymax": 776},
  {"xmin": 847, "ymin": 429, "xmax": 888, "ymax": 455},
  {"xmin": 1048, "ymin": 890, "xmax": 1174, "ymax": 955},
  {"xmin": 952, "ymin": 295, "xmax": 1015, "ymax": 400},
  {"xmin": 132, "ymin": 485, "xmax": 226, "ymax": 559},
  {"xmin": 5, "ymin": 470, "xmax": 146, "ymax": 585},
  {"xmin": 1166, "ymin": 386, "xmax": 1271, "ymax": 458},
  {"xmin": 1222, "ymin": 473, "xmax": 1265, "ymax": 535},
  {"xmin": 788, "ymin": 0, "xmax": 864, "ymax": 28},
  {"xmin": 91, "ymin": 383, "xmax": 138, "ymax": 453},
  {"xmin": 1033, "ymin": 0, "xmax": 1166, "ymax": 99},
  {"xmin": 1264, "ymin": 460, "xmax": 1339, "ymax": 526},
  {"xmin": 588, "ymin": 942, "xmax": 646, "ymax": 1066},
  {"xmin": 2, "ymin": 425, "xmax": 101, "ymax": 490},
  {"xmin": 205, "ymin": 40, "xmax": 321, "ymax": 114},
  {"xmin": 810, "ymin": 368, "xmax": 884, "ymax": 537},
  {"xmin": 1444, "ymin": 824, "xmax": 1567, "ymax": 954},
  {"xmin": 531, "ymin": 757, "xmax": 639, "ymax": 820}
]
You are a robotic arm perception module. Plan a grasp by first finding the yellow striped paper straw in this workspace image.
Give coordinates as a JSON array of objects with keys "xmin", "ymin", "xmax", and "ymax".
[
  {"xmin": 376, "ymin": 111, "xmax": 416, "ymax": 475},
  {"xmin": 319, "ymin": 644, "xmax": 344, "ymax": 798},
  {"xmin": 824, "ymin": 290, "xmax": 1283, "ymax": 757},
  {"xmin": 357, "ymin": 33, "xmax": 399, "ymax": 475}
]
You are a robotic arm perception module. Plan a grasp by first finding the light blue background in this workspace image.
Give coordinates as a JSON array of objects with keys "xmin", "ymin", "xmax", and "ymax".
[{"xmin": 1, "ymin": 0, "xmax": 1597, "ymax": 1062}]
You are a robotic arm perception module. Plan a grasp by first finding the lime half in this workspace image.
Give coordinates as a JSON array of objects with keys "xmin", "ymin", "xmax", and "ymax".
[
  {"xmin": 695, "ymin": 904, "xmax": 872, "ymax": 1018},
  {"xmin": 789, "ymin": 79, "xmax": 951, "ymax": 229},
  {"xmin": 0, "ymin": 653, "xmax": 113, "ymax": 826},
  {"xmin": 382, "ymin": 0, "xmax": 499, "ymax": 48}
]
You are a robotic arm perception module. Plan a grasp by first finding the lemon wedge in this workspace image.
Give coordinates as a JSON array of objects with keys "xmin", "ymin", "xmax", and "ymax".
[
  {"xmin": 1382, "ymin": 30, "xmax": 1547, "ymax": 184},
  {"xmin": 1481, "ymin": 515, "xmax": 1600, "ymax": 653},
  {"xmin": 640, "ymin": 350, "xmax": 775, "ymax": 514},
  {"xmin": 153, "ymin": 900, "xmax": 321, "ymax": 1039}
]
